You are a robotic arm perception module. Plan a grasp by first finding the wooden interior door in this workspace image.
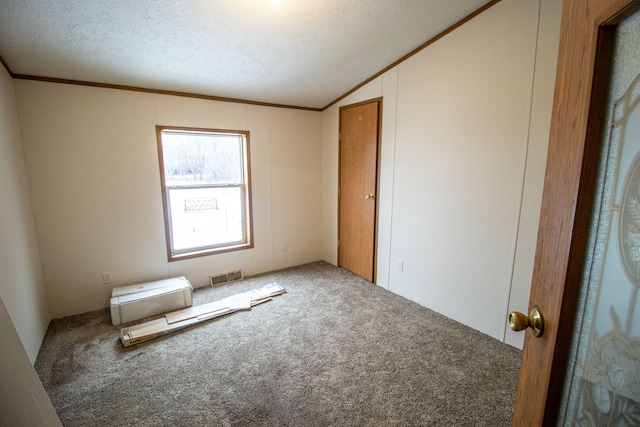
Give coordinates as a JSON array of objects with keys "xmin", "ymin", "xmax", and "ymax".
[
  {"xmin": 338, "ymin": 99, "xmax": 381, "ymax": 282},
  {"xmin": 512, "ymin": 0, "xmax": 640, "ymax": 424}
]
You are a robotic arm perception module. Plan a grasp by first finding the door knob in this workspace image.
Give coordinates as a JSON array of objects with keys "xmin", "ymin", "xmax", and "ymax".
[
  {"xmin": 508, "ymin": 306, "xmax": 544, "ymax": 337},
  {"xmin": 365, "ymin": 193, "xmax": 376, "ymax": 200}
]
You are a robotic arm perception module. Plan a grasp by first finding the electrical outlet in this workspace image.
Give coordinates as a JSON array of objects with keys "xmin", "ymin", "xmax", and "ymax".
[
  {"xmin": 397, "ymin": 260, "xmax": 404, "ymax": 271},
  {"xmin": 281, "ymin": 242, "xmax": 288, "ymax": 252},
  {"xmin": 102, "ymin": 272, "xmax": 113, "ymax": 285}
]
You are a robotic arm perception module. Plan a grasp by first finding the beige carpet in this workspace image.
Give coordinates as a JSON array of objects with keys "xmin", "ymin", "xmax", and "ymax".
[{"xmin": 35, "ymin": 261, "xmax": 521, "ymax": 426}]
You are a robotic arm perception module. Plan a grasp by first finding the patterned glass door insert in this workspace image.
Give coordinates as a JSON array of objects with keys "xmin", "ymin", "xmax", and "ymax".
[{"xmin": 560, "ymin": 10, "xmax": 640, "ymax": 425}]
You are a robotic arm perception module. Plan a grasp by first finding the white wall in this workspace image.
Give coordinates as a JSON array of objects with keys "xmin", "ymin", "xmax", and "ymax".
[
  {"xmin": 321, "ymin": 0, "xmax": 561, "ymax": 347},
  {"xmin": 0, "ymin": 297, "xmax": 60, "ymax": 426},
  {"xmin": 15, "ymin": 83, "xmax": 322, "ymax": 318},
  {"xmin": 0, "ymin": 64, "xmax": 51, "ymax": 361},
  {"xmin": 502, "ymin": 0, "xmax": 562, "ymax": 347}
]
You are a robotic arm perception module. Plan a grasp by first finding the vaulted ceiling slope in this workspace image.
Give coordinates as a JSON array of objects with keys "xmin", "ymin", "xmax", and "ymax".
[{"xmin": 0, "ymin": 0, "xmax": 494, "ymax": 110}]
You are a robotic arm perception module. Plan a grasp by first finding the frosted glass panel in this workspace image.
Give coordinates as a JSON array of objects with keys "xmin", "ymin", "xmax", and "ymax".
[{"xmin": 560, "ymin": 10, "xmax": 640, "ymax": 425}]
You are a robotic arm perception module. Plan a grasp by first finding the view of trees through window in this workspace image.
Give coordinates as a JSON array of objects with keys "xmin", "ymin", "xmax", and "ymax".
[
  {"xmin": 157, "ymin": 127, "xmax": 252, "ymax": 260},
  {"xmin": 161, "ymin": 132, "xmax": 242, "ymax": 185}
]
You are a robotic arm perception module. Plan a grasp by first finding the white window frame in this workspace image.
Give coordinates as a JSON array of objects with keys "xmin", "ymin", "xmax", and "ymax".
[{"xmin": 156, "ymin": 125, "xmax": 253, "ymax": 261}]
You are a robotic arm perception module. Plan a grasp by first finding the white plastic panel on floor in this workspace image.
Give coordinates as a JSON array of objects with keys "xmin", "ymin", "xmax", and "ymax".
[{"xmin": 110, "ymin": 277, "xmax": 193, "ymax": 325}]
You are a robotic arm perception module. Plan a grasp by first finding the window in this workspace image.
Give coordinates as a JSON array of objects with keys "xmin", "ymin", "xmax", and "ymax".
[{"xmin": 156, "ymin": 126, "xmax": 253, "ymax": 261}]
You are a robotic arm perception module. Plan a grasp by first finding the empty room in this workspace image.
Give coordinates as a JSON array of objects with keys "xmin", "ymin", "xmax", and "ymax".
[{"xmin": 3, "ymin": 0, "xmax": 638, "ymax": 425}]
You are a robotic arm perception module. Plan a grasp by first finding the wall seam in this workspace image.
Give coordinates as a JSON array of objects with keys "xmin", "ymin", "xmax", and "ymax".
[{"xmin": 501, "ymin": 0, "xmax": 543, "ymax": 343}]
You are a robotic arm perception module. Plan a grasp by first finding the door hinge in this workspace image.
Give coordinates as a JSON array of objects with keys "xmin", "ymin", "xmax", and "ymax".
[{"xmin": 338, "ymin": 132, "xmax": 341, "ymax": 142}]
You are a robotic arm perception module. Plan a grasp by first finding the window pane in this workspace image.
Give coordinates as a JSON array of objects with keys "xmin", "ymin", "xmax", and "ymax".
[
  {"xmin": 168, "ymin": 187, "xmax": 244, "ymax": 252},
  {"xmin": 161, "ymin": 132, "xmax": 243, "ymax": 186},
  {"xmin": 157, "ymin": 126, "xmax": 252, "ymax": 260}
]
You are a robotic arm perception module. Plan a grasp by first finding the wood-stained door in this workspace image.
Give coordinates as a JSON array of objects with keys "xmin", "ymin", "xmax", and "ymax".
[
  {"xmin": 512, "ymin": 0, "xmax": 640, "ymax": 424},
  {"xmin": 338, "ymin": 99, "xmax": 381, "ymax": 282}
]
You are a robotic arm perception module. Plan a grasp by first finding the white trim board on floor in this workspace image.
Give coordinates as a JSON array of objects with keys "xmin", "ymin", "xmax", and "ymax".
[{"xmin": 119, "ymin": 282, "xmax": 285, "ymax": 347}]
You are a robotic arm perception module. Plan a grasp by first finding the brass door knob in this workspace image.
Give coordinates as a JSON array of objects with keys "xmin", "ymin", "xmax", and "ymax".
[
  {"xmin": 508, "ymin": 306, "xmax": 544, "ymax": 337},
  {"xmin": 365, "ymin": 193, "xmax": 376, "ymax": 200}
]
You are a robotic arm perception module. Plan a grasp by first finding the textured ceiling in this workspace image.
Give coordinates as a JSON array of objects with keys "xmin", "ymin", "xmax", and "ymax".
[{"xmin": 0, "ymin": 0, "xmax": 492, "ymax": 109}]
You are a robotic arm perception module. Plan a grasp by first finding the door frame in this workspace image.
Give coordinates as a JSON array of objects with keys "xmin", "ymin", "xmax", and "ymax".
[
  {"xmin": 513, "ymin": 0, "xmax": 640, "ymax": 423},
  {"xmin": 337, "ymin": 97, "xmax": 383, "ymax": 283}
]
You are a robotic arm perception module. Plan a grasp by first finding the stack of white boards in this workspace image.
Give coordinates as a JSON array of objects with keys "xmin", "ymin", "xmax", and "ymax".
[
  {"xmin": 119, "ymin": 282, "xmax": 285, "ymax": 347},
  {"xmin": 110, "ymin": 277, "xmax": 193, "ymax": 325}
]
